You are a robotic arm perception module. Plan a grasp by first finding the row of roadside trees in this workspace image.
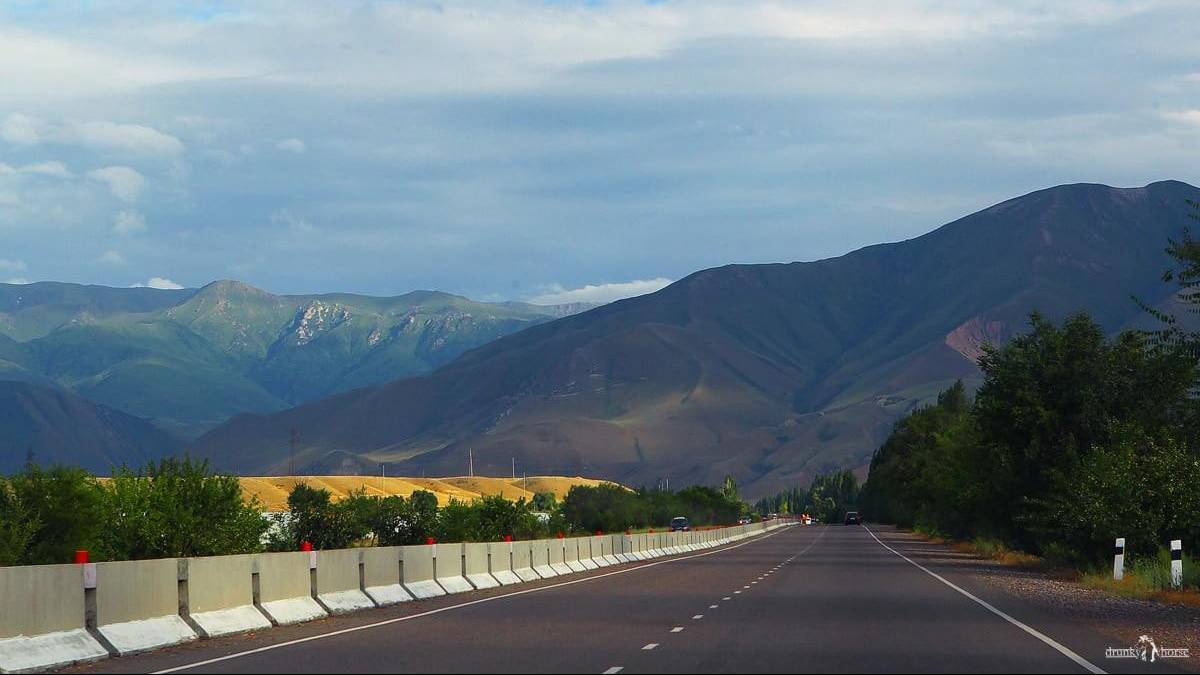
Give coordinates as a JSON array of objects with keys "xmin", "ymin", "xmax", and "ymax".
[{"xmin": 860, "ymin": 209, "xmax": 1200, "ymax": 568}]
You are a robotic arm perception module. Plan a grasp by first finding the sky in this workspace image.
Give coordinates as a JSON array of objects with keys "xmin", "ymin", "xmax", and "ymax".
[{"xmin": 0, "ymin": 1, "xmax": 1198, "ymax": 304}]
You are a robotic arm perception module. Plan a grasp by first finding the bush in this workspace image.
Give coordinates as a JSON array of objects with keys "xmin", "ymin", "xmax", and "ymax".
[
  {"xmin": 9, "ymin": 465, "xmax": 106, "ymax": 564},
  {"xmin": 101, "ymin": 458, "xmax": 269, "ymax": 560}
]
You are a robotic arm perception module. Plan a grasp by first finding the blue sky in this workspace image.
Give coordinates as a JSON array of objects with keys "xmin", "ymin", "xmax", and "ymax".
[{"xmin": 0, "ymin": 1, "xmax": 1197, "ymax": 303}]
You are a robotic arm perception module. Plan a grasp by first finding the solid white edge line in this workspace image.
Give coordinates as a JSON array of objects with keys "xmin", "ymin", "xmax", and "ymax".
[
  {"xmin": 863, "ymin": 525, "xmax": 1105, "ymax": 675},
  {"xmin": 152, "ymin": 527, "xmax": 793, "ymax": 674},
  {"xmin": 602, "ymin": 667, "xmax": 623, "ymax": 674}
]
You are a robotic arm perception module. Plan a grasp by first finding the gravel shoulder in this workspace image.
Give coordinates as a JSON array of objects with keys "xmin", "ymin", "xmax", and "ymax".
[{"xmin": 879, "ymin": 526, "xmax": 1199, "ymax": 672}]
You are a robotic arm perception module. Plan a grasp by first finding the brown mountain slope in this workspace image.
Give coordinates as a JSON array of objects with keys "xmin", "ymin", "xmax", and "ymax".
[{"xmin": 195, "ymin": 181, "xmax": 1200, "ymax": 497}]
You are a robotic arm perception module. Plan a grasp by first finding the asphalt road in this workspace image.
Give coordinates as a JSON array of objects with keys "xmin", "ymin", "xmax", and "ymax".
[{"xmin": 68, "ymin": 525, "xmax": 1182, "ymax": 674}]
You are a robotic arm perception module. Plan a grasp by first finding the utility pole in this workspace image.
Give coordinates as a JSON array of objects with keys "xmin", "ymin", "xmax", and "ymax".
[
  {"xmin": 512, "ymin": 457, "xmax": 516, "ymax": 479},
  {"xmin": 468, "ymin": 448, "xmax": 474, "ymax": 477},
  {"xmin": 289, "ymin": 427, "xmax": 298, "ymax": 476}
]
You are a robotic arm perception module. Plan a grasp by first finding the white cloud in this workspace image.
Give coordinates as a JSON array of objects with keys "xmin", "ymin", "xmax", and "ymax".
[
  {"xmin": 112, "ymin": 210, "xmax": 147, "ymax": 236},
  {"xmin": 530, "ymin": 277, "xmax": 673, "ymax": 305},
  {"xmin": 68, "ymin": 120, "xmax": 184, "ymax": 155},
  {"xmin": 88, "ymin": 166, "xmax": 146, "ymax": 202},
  {"xmin": 0, "ymin": 113, "xmax": 48, "ymax": 144},
  {"xmin": 19, "ymin": 161, "xmax": 72, "ymax": 178},
  {"xmin": 0, "ymin": 113, "xmax": 183, "ymax": 155},
  {"xmin": 98, "ymin": 250, "xmax": 126, "ymax": 265},
  {"xmin": 131, "ymin": 277, "xmax": 184, "ymax": 290},
  {"xmin": 276, "ymin": 138, "xmax": 306, "ymax": 153},
  {"xmin": 0, "ymin": 259, "xmax": 27, "ymax": 273}
]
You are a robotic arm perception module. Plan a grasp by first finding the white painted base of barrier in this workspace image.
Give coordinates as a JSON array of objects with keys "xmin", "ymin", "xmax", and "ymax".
[
  {"xmin": 564, "ymin": 560, "xmax": 587, "ymax": 573},
  {"xmin": 403, "ymin": 580, "xmax": 447, "ymax": 600},
  {"xmin": 533, "ymin": 565, "xmax": 557, "ymax": 578},
  {"xmin": 614, "ymin": 553, "xmax": 633, "ymax": 563},
  {"xmin": 607, "ymin": 554, "xmax": 626, "ymax": 564},
  {"xmin": 260, "ymin": 597, "xmax": 327, "ymax": 625},
  {"xmin": 0, "ymin": 628, "xmax": 109, "ymax": 673},
  {"xmin": 514, "ymin": 567, "xmax": 540, "ymax": 582},
  {"xmin": 437, "ymin": 576, "xmax": 474, "ymax": 594},
  {"xmin": 99, "ymin": 615, "xmax": 197, "ymax": 656},
  {"xmin": 365, "ymin": 584, "xmax": 413, "ymax": 606},
  {"xmin": 579, "ymin": 558, "xmax": 599, "ymax": 570},
  {"xmin": 466, "ymin": 573, "xmax": 500, "ymax": 590},
  {"xmin": 190, "ymin": 605, "xmax": 272, "ymax": 637},
  {"xmin": 553, "ymin": 562, "xmax": 576, "ymax": 575},
  {"xmin": 318, "ymin": 590, "xmax": 376, "ymax": 615},
  {"xmin": 492, "ymin": 570, "xmax": 522, "ymax": 585}
]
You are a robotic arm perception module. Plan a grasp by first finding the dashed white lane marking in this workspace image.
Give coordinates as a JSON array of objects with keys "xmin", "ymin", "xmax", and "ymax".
[
  {"xmin": 723, "ymin": 596, "xmax": 732, "ymax": 600},
  {"xmin": 603, "ymin": 667, "xmax": 623, "ymax": 674},
  {"xmin": 643, "ymin": 643, "xmax": 659, "ymax": 650},
  {"xmin": 743, "ymin": 585, "xmax": 750, "ymax": 588},
  {"xmin": 709, "ymin": 604, "xmax": 718, "ymax": 608},
  {"xmin": 863, "ymin": 526, "xmax": 1106, "ymax": 675},
  {"xmin": 151, "ymin": 527, "xmax": 795, "ymax": 674},
  {"xmin": 671, "ymin": 627, "xmax": 685, "ymax": 633},
  {"xmin": 734, "ymin": 590, "xmax": 742, "ymax": 594},
  {"xmin": 692, "ymin": 614, "xmax": 704, "ymax": 620}
]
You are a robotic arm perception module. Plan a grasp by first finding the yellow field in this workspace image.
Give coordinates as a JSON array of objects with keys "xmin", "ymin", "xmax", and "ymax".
[{"xmin": 239, "ymin": 475, "xmax": 618, "ymax": 511}]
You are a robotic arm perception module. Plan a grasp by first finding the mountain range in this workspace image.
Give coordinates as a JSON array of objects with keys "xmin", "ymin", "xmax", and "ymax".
[
  {"xmin": 193, "ymin": 180, "xmax": 1200, "ymax": 496},
  {"xmin": 0, "ymin": 282, "xmax": 590, "ymax": 471},
  {"xmin": 3, "ymin": 180, "xmax": 1195, "ymax": 492}
]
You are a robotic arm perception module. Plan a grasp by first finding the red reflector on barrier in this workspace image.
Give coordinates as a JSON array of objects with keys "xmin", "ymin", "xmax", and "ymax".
[
  {"xmin": 74, "ymin": 550, "xmax": 89, "ymax": 564},
  {"xmin": 300, "ymin": 541, "xmax": 313, "ymax": 552},
  {"xmin": 426, "ymin": 537, "xmax": 436, "ymax": 545},
  {"xmin": 504, "ymin": 534, "xmax": 513, "ymax": 542}
]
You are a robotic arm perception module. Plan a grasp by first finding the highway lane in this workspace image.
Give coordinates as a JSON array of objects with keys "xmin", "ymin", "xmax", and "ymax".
[{"xmin": 68, "ymin": 525, "xmax": 1176, "ymax": 674}]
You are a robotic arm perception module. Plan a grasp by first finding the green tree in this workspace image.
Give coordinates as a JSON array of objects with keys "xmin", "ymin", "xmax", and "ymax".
[
  {"xmin": 101, "ymin": 458, "xmax": 268, "ymax": 560},
  {"xmin": 0, "ymin": 478, "xmax": 37, "ymax": 566},
  {"xmin": 9, "ymin": 464, "xmax": 106, "ymax": 564}
]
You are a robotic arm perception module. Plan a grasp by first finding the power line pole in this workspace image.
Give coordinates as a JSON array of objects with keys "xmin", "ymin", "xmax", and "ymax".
[{"xmin": 468, "ymin": 448, "xmax": 474, "ymax": 477}]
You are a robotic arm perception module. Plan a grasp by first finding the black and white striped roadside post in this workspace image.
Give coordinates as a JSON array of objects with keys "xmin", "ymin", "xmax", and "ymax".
[
  {"xmin": 1113, "ymin": 537, "xmax": 1125, "ymax": 581},
  {"xmin": 1170, "ymin": 539, "xmax": 1183, "ymax": 589}
]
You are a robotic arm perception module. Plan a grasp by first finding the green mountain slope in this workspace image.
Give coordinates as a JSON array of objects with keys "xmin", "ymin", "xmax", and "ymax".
[
  {"xmin": 0, "ymin": 281, "xmax": 590, "ymax": 439},
  {"xmin": 195, "ymin": 181, "xmax": 1200, "ymax": 497},
  {"xmin": 0, "ymin": 381, "xmax": 183, "ymax": 473}
]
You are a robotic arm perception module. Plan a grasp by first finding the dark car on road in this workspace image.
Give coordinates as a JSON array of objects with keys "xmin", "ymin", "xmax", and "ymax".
[
  {"xmin": 844, "ymin": 511, "xmax": 861, "ymax": 525},
  {"xmin": 669, "ymin": 516, "xmax": 691, "ymax": 532}
]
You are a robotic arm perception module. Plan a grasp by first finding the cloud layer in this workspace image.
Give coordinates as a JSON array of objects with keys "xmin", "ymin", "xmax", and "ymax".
[{"xmin": 0, "ymin": 1, "xmax": 1197, "ymax": 299}]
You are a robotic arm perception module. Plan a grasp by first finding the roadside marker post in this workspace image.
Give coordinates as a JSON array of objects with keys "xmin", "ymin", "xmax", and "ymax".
[
  {"xmin": 1113, "ymin": 537, "xmax": 1124, "ymax": 581},
  {"xmin": 1170, "ymin": 539, "xmax": 1182, "ymax": 589}
]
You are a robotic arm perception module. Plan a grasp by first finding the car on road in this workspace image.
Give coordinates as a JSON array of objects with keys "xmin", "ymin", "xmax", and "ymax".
[
  {"xmin": 669, "ymin": 516, "xmax": 691, "ymax": 532},
  {"xmin": 844, "ymin": 511, "xmax": 861, "ymax": 525},
  {"xmin": 737, "ymin": 516, "xmax": 752, "ymax": 525}
]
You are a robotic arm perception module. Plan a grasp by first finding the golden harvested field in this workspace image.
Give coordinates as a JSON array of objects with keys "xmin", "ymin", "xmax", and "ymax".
[{"xmin": 240, "ymin": 475, "xmax": 618, "ymax": 511}]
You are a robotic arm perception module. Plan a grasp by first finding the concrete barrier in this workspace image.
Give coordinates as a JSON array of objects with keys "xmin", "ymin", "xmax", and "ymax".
[
  {"xmin": 94, "ymin": 558, "xmax": 196, "ymax": 655},
  {"xmin": 181, "ymin": 554, "xmax": 272, "ymax": 637},
  {"xmin": 575, "ymin": 537, "xmax": 600, "ymax": 570},
  {"xmin": 315, "ymin": 549, "xmax": 375, "ymax": 614},
  {"xmin": 254, "ymin": 551, "xmax": 327, "ymax": 625},
  {"xmin": 361, "ymin": 547, "xmax": 412, "ymax": 606},
  {"xmin": 530, "ymin": 539, "xmax": 557, "ymax": 578},
  {"xmin": 463, "ymin": 543, "xmax": 499, "ymax": 589},
  {"xmin": 434, "ymin": 543, "xmax": 473, "ymax": 594},
  {"xmin": 562, "ymin": 538, "xmax": 586, "ymax": 573},
  {"xmin": 0, "ymin": 563, "xmax": 108, "ymax": 673},
  {"xmin": 548, "ymin": 538, "xmax": 573, "ymax": 575},
  {"xmin": 616, "ymin": 534, "xmax": 636, "ymax": 562},
  {"xmin": 400, "ymin": 545, "xmax": 445, "ymax": 599},
  {"xmin": 486, "ymin": 542, "xmax": 522, "ymax": 585},
  {"xmin": 596, "ymin": 535, "xmax": 620, "ymax": 566},
  {"xmin": 510, "ymin": 541, "xmax": 539, "ymax": 582}
]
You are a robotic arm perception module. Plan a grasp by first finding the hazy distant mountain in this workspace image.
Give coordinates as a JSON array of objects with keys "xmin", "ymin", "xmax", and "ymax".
[
  {"xmin": 0, "ymin": 381, "xmax": 181, "ymax": 473},
  {"xmin": 195, "ymin": 181, "xmax": 1200, "ymax": 496},
  {"xmin": 0, "ymin": 281, "xmax": 592, "ymax": 438}
]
